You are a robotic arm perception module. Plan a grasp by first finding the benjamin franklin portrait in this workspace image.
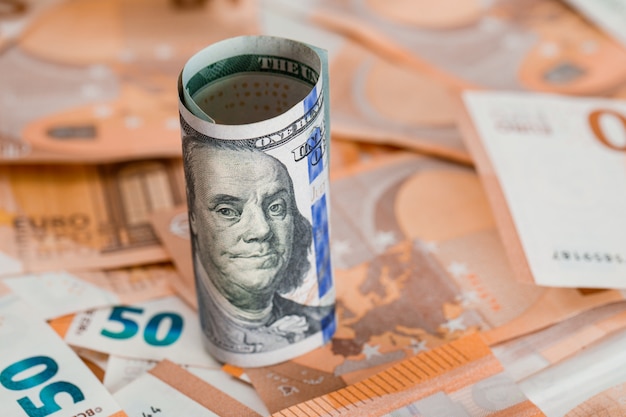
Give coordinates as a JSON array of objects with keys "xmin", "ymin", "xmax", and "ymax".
[{"xmin": 182, "ymin": 136, "xmax": 333, "ymax": 355}]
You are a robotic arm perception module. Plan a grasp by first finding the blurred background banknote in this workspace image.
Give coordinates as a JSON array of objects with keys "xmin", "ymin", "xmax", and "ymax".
[
  {"xmin": 0, "ymin": 0, "xmax": 258, "ymax": 162},
  {"xmin": 459, "ymin": 91, "xmax": 626, "ymax": 289}
]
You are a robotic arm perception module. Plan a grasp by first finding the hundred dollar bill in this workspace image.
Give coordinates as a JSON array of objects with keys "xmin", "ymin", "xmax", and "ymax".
[
  {"xmin": 460, "ymin": 91, "xmax": 626, "ymax": 288},
  {"xmin": 178, "ymin": 35, "xmax": 336, "ymax": 367},
  {"xmin": 274, "ymin": 0, "xmax": 626, "ymax": 96}
]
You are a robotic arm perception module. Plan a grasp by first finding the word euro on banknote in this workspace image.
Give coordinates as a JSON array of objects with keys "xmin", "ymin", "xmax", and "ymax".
[
  {"xmin": 461, "ymin": 91, "xmax": 626, "ymax": 289},
  {"xmin": 0, "ymin": 159, "xmax": 186, "ymax": 274},
  {"xmin": 178, "ymin": 35, "xmax": 336, "ymax": 367}
]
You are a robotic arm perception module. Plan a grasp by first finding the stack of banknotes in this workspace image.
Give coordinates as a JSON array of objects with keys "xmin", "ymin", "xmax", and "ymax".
[{"xmin": 2, "ymin": 0, "xmax": 626, "ymax": 416}]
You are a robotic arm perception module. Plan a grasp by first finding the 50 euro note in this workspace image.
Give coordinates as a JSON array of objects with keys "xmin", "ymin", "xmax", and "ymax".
[
  {"xmin": 274, "ymin": 0, "xmax": 626, "ymax": 97},
  {"xmin": 49, "ymin": 295, "xmax": 221, "ymax": 369},
  {"xmin": 0, "ymin": 158, "xmax": 186, "ymax": 275},
  {"xmin": 459, "ymin": 91, "xmax": 626, "ymax": 288},
  {"xmin": 0, "ymin": 295, "xmax": 127, "ymax": 417},
  {"xmin": 151, "ymin": 152, "xmax": 626, "ymax": 412},
  {"xmin": 0, "ymin": 0, "xmax": 259, "ymax": 162}
]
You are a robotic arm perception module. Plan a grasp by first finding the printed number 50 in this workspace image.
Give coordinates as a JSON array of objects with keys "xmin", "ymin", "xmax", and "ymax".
[
  {"xmin": 101, "ymin": 306, "xmax": 184, "ymax": 346},
  {"xmin": 0, "ymin": 356, "xmax": 84, "ymax": 417}
]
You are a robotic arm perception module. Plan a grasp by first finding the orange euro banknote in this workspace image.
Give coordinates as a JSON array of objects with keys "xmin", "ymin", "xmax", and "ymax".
[
  {"xmin": 272, "ymin": 334, "xmax": 545, "ymax": 417},
  {"xmin": 0, "ymin": 158, "xmax": 186, "ymax": 274},
  {"xmin": 0, "ymin": 0, "xmax": 258, "ymax": 162},
  {"xmin": 113, "ymin": 359, "xmax": 263, "ymax": 417},
  {"xmin": 301, "ymin": 0, "xmax": 626, "ymax": 96}
]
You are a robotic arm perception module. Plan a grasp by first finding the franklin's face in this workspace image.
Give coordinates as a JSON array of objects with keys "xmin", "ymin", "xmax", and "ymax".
[{"xmin": 189, "ymin": 146, "xmax": 296, "ymax": 306}]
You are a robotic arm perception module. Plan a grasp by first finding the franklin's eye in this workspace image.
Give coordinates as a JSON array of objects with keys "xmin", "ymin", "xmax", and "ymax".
[
  {"xmin": 215, "ymin": 206, "xmax": 240, "ymax": 219},
  {"xmin": 267, "ymin": 199, "xmax": 286, "ymax": 218}
]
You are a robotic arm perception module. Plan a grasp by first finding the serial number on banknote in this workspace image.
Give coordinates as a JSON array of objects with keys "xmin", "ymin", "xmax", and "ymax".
[{"xmin": 553, "ymin": 249, "xmax": 625, "ymax": 263}]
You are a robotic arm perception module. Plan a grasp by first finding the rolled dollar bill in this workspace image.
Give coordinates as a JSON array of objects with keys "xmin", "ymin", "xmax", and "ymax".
[{"xmin": 178, "ymin": 35, "xmax": 336, "ymax": 367}]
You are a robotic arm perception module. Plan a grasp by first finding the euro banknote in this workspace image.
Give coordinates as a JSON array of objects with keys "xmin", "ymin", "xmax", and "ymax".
[
  {"xmin": 0, "ymin": 0, "xmax": 59, "ymax": 52},
  {"xmin": 0, "ymin": 0, "xmax": 258, "ymax": 162},
  {"xmin": 519, "ymin": 327, "xmax": 626, "ymax": 416},
  {"xmin": 113, "ymin": 359, "xmax": 263, "ymax": 417},
  {"xmin": 150, "ymin": 152, "xmax": 626, "ymax": 410},
  {"xmin": 563, "ymin": 0, "xmax": 626, "ymax": 49},
  {"xmin": 565, "ymin": 383, "xmax": 626, "ymax": 416},
  {"xmin": 0, "ymin": 159, "xmax": 186, "ymax": 274},
  {"xmin": 50, "ymin": 295, "xmax": 222, "ymax": 369},
  {"xmin": 104, "ymin": 356, "xmax": 269, "ymax": 415},
  {"xmin": 493, "ymin": 301, "xmax": 626, "ymax": 381},
  {"xmin": 460, "ymin": 91, "xmax": 626, "ymax": 288},
  {"xmin": 0, "ymin": 295, "xmax": 128, "ymax": 417},
  {"xmin": 297, "ymin": 0, "xmax": 626, "ymax": 97},
  {"xmin": 1, "ymin": 265, "xmax": 175, "ymax": 319}
]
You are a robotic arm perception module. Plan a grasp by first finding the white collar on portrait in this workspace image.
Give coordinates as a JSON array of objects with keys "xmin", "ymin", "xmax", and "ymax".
[{"xmin": 194, "ymin": 253, "xmax": 274, "ymax": 326}]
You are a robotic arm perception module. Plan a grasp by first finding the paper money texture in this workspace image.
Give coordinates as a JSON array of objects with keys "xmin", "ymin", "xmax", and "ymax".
[{"xmin": 178, "ymin": 35, "xmax": 336, "ymax": 367}]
